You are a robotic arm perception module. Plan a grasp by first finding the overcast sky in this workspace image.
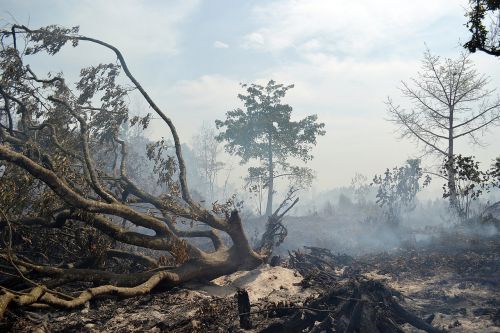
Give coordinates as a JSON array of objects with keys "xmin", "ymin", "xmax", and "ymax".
[{"xmin": 2, "ymin": 0, "xmax": 499, "ymax": 194}]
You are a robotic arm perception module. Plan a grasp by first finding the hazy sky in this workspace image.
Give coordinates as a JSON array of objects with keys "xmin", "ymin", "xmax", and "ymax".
[{"xmin": 2, "ymin": 0, "xmax": 499, "ymax": 193}]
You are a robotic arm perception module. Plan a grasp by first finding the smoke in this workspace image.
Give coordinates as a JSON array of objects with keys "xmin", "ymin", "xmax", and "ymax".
[
  {"xmin": 250, "ymin": 190, "xmax": 500, "ymax": 256},
  {"xmin": 106, "ymin": 131, "xmax": 499, "ymax": 256}
]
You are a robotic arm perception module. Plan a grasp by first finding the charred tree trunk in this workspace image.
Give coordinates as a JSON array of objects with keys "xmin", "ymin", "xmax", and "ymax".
[
  {"xmin": 257, "ymin": 189, "xmax": 299, "ymax": 258},
  {"xmin": 237, "ymin": 289, "xmax": 252, "ymax": 329}
]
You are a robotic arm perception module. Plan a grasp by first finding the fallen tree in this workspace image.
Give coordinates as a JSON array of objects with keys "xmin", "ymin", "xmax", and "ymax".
[{"xmin": 0, "ymin": 24, "xmax": 268, "ymax": 317}]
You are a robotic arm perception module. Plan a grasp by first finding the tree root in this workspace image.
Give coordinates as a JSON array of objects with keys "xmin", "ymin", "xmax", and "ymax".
[
  {"xmin": 40, "ymin": 270, "xmax": 178, "ymax": 309},
  {"xmin": 0, "ymin": 286, "xmax": 44, "ymax": 319},
  {"xmin": 0, "ymin": 269, "xmax": 178, "ymax": 319},
  {"xmin": 0, "ymin": 292, "xmax": 15, "ymax": 319}
]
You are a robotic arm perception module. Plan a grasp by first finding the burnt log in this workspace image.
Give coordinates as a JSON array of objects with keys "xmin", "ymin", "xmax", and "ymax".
[{"xmin": 237, "ymin": 288, "xmax": 252, "ymax": 329}]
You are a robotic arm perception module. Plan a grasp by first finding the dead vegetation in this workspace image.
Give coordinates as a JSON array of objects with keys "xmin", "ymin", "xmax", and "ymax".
[{"xmin": 2, "ymin": 229, "xmax": 497, "ymax": 332}]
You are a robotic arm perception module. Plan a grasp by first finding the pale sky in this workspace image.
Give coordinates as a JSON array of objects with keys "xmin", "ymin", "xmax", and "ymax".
[{"xmin": 2, "ymin": 0, "xmax": 499, "ymax": 194}]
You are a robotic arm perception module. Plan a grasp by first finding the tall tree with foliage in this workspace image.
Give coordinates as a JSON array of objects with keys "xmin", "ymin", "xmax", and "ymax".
[
  {"xmin": 387, "ymin": 50, "xmax": 500, "ymax": 211},
  {"xmin": 216, "ymin": 80, "xmax": 325, "ymax": 216},
  {"xmin": 464, "ymin": 0, "xmax": 500, "ymax": 57}
]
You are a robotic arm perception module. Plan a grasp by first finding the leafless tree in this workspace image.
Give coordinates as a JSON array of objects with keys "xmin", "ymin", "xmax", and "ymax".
[
  {"xmin": 387, "ymin": 50, "xmax": 500, "ymax": 210},
  {"xmin": 191, "ymin": 122, "xmax": 224, "ymax": 203}
]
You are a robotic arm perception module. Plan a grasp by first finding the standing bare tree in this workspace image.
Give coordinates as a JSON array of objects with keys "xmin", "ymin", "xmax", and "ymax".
[
  {"xmin": 387, "ymin": 50, "xmax": 500, "ymax": 210},
  {"xmin": 191, "ymin": 122, "xmax": 224, "ymax": 203}
]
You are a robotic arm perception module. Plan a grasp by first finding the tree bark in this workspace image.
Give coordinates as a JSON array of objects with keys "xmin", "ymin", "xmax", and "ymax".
[
  {"xmin": 447, "ymin": 113, "xmax": 458, "ymax": 213},
  {"xmin": 237, "ymin": 288, "xmax": 252, "ymax": 329}
]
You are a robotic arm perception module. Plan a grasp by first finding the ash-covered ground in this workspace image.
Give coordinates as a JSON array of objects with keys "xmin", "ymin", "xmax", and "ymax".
[{"xmin": 4, "ymin": 230, "xmax": 498, "ymax": 333}]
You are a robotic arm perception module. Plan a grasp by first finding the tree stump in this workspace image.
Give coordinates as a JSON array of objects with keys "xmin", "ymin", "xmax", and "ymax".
[{"xmin": 236, "ymin": 288, "xmax": 252, "ymax": 329}]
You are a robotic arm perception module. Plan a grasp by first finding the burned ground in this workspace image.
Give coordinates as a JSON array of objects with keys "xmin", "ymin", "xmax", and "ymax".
[{"xmin": 2, "ymin": 230, "xmax": 498, "ymax": 332}]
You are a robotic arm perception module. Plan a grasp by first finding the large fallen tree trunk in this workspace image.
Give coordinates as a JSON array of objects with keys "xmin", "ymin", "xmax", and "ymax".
[{"xmin": 0, "ymin": 24, "xmax": 265, "ymax": 318}]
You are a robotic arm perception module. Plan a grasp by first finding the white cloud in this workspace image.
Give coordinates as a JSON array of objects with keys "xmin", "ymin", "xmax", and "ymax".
[
  {"xmin": 5, "ymin": 0, "xmax": 202, "ymax": 92},
  {"xmin": 73, "ymin": 0, "xmax": 200, "ymax": 56},
  {"xmin": 242, "ymin": 32, "xmax": 265, "ymax": 49},
  {"xmin": 258, "ymin": 54, "xmax": 420, "ymax": 117},
  {"xmin": 242, "ymin": 0, "xmax": 466, "ymax": 56},
  {"xmin": 148, "ymin": 74, "xmax": 242, "ymax": 140},
  {"xmin": 8, "ymin": 0, "xmax": 200, "ymax": 58},
  {"xmin": 213, "ymin": 40, "xmax": 229, "ymax": 49},
  {"xmin": 298, "ymin": 38, "xmax": 323, "ymax": 52}
]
